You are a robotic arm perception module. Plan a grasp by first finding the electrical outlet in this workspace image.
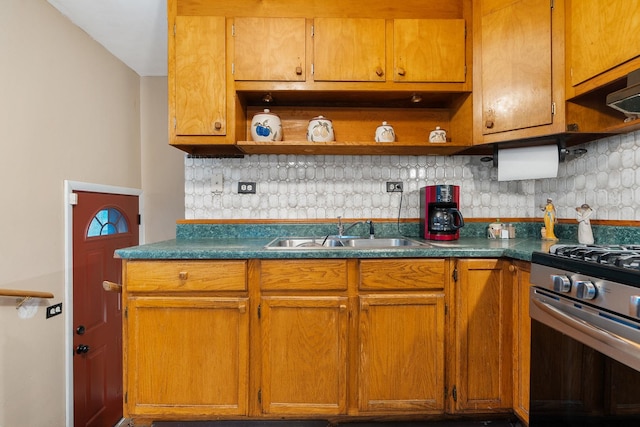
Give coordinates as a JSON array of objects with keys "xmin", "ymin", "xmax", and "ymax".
[
  {"xmin": 238, "ymin": 182, "xmax": 257, "ymax": 194},
  {"xmin": 386, "ymin": 182, "xmax": 403, "ymax": 192},
  {"xmin": 46, "ymin": 303, "xmax": 62, "ymax": 319},
  {"xmin": 211, "ymin": 171, "xmax": 224, "ymax": 193}
]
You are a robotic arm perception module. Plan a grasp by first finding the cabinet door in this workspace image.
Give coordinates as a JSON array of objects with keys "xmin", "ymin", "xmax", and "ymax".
[
  {"xmin": 358, "ymin": 293, "xmax": 445, "ymax": 413},
  {"xmin": 606, "ymin": 359, "xmax": 640, "ymax": 416},
  {"xmin": 233, "ymin": 17, "xmax": 306, "ymax": 81},
  {"xmin": 313, "ymin": 18, "xmax": 386, "ymax": 82},
  {"xmin": 126, "ymin": 296, "xmax": 249, "ymax": 417},
  {"xmin": 478, "ymin": 0, "xmax": 552, "ymax": 135},
  {"xmin": 394, "ymin": 19, "xmax": 466, "ymax": 83},
  {"xmin": 569, "ymin": 0, "xmax": 640, "ymax": 86},
  {"xmin": 511, "ymin": 261, "xmax": 530, "ymax": 424},
  {"xmin": 174, "ymin": 16, "xmax": 226, "ymax": 136},
  {"xmin": 452, "ymin": 259, "xmax": 513, "ymax": 413},
  {"xmin": 260, "ymin": 296, "xmax": 349, "ymax": 415}
]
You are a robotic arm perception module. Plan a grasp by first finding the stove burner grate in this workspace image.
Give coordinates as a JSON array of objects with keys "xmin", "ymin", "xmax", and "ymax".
[{"xmin": 549, "ymin": 244, "xmax": 640, "ymax": 271}]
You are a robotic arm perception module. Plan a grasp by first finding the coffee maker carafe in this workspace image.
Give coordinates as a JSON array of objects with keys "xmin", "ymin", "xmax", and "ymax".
[{"xmin": 420, "ymin": 185, "xmax": 464, "ymax": 240}]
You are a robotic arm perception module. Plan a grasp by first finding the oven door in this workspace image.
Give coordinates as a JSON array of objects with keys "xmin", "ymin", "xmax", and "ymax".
[{"xmin": 529, "ymin": 287, "xmax": 640, "ymax": 426}]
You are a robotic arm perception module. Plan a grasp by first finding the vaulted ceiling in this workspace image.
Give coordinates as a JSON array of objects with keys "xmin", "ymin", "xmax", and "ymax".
[{"xmin": 47, "ymin": 0, "xmax": 167, "ymax": 76}]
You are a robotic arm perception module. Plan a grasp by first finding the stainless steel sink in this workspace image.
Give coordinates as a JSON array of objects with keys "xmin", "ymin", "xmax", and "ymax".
[
  {"xmin": 341, "ymin": 238, "xmax": 427, "ymax": 248},
  {"xmin": 264, "ymin": 236, "xmax": 430, "ymax": 249},
  {"xmin": 265, "ymin": 237, "xmax": 345, "ymax": 248}
]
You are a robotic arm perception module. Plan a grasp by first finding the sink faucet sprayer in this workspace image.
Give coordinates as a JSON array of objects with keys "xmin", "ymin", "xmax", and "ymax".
[{"xmin": 337, "ymin": 216, "xmax": 375, "ymax": 238}]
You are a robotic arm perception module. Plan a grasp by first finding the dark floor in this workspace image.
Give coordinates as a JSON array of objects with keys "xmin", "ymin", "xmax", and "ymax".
[{"xmin": 152, "ymin": 419, "xmax": 522, "ymax": 427}]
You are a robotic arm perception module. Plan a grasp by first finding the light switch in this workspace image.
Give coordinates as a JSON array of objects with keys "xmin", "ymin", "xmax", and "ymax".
[{"xmin": 211, "ymin": 172, "xmax": 223, "ymax": 193}]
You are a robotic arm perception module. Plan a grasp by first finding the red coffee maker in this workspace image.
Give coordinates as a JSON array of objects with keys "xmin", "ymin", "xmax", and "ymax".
[{"xmin": 420, "ymin": 185, "xmax": 465, "ymax": 241}]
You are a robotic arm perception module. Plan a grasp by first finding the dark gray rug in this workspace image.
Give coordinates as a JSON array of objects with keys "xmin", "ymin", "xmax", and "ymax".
[
  {"xmin": 335, "ymin": 421, "xmax": 519, "ymax": 426},
  {"xmin": 152, "ymin": 422, "xmax": 330, "ymax": 427},
  {"xmin": 151, "ymin": 419, "xmax": 521, "ymax": 427}
]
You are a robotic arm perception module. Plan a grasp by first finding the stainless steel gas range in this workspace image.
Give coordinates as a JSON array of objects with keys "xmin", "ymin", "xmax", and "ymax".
[{"xmin": 529, "ymin": 244, "xmax": 640, "ymax": 426}]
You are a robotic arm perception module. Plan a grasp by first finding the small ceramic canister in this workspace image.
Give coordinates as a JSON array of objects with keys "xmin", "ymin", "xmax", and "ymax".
[
  {"xmin": 375, "ymin": 121, "xmax": 395, "ymax": 143},
  {"xmin": 429, "ymin": 126, "xmax": 447, "ymax": 143},
  {"xmin": 251, "ymin": 109, "xmax": 282, "ymax": 142},
  {"xmin": 307, "ymin": 116, "xmax": 335, "ymax": 142}
]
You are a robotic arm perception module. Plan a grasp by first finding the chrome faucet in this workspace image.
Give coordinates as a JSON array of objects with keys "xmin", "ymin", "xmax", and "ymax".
[{"xmin": 337, "ymin": 217, "xmax": 375, "ymax": 238}]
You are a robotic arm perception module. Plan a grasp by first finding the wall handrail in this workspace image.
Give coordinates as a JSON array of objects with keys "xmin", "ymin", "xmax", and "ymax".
[
  {"xmin": 102, "ymin": 281, "xmax": 122, "ymax": 293},
  {"xmin": 0, "ymin": 288, "xmax": 54, "ymax": 309}
]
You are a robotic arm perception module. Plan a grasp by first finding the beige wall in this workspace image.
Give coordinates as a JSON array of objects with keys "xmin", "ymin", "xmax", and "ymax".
[
  {"xmin": 141, "ymin": 77, "xmax": 185, "ymax": 243},
  {"xmin": 0, "ymin": 1, "xmax": 181, "ymax": 425}
]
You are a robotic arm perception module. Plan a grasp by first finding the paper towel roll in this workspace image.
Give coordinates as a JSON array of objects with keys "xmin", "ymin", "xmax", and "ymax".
[{"xmin": 497, "ymin": 145, "xmax": 559, "ymax": 181}]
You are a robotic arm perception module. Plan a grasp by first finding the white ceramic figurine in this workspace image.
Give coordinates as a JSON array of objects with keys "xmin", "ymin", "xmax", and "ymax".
[{"xmin": 576, "ymin": 203, "xmax": 594, "ymax": 245}]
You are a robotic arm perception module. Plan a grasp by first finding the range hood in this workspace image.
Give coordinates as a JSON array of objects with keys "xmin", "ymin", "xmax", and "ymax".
[{"xmin": 606, "ymin": 69, "xmax": 640, "ymax": 117}]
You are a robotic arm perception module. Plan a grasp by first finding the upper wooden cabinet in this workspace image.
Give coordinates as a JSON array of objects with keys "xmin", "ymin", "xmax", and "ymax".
[
  {"xmin": 168, "ymin": 0, "xmax": 640, "ymax": 155},
  {"xmin": 393, "ymin": 19, "xmax": 466, "ymax": 83},
  {"xmin": 313, "ymin": 18, "xmax": 386, "ymax": 82},
  {"xmin": 168, "ymin": 0, "xmax": 474, "ymax": 156},
  {"xmin": 473, "ymin": 0, "xmax": 562, "ymax": 141},
  {"xmin": 473, "ymin": 0, "xmax": 640, "ymax": 146},
  {"xmin": 173, "ymin": 16, "xmax": 227, "ymax": 137},
  {"xmin": 563, "ymin": 0, "xmax": 640, "ymax": 136},
  {"xmin": 233, "ymin": 17, "xmax": 306, "ymax": 81},
  {"xmin": 569, "ymin": 0, "xmax": 640, "ymax": 87},
  {"xmin": 233, "ymin": 17, "xmax": 467, "ymax": 84}
]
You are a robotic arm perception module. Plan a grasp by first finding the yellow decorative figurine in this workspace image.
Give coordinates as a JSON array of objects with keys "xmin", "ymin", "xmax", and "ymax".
[{"xmin": 541, "ymin": 198, "xmax": 558, "ymax": 240}]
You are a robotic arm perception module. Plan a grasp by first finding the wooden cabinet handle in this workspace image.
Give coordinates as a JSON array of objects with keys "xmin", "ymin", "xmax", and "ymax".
[
  {"xmin": 178, "ymin": 271, "xmax": 188, "ymax": 280},
  {"xmin": 509, "ymin": 265, "xmax": 516, "ymax": 273},
  {"xmin": 214, "ymin": 121, "xmax": 222, "ymax": 130},
  {"xmin": 339, "ymin": 304, "xmax": 347, "ymax": 312},
  {"xmin": 238, "ymin": 303, "xmax": 247, "ymax": 314},
  {"xmin": 295, "ymin": 66, "xmax": 303, "ymax": 75},
  {"xmin": 397, "ymin": 67, "xmax": 406, "ymax": 76},
  {"xmin": 376, "ymin": 67, "xmax": 384, "ymax": 77},
  {"xmin": 485, "ymin": 120, "xmax": 494, "ymax": 129}
]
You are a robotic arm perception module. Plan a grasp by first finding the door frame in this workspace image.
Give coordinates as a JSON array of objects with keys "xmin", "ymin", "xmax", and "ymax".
[{"xmin": 63, "ymin": 180, "xmax": 143, "ymax": 427}]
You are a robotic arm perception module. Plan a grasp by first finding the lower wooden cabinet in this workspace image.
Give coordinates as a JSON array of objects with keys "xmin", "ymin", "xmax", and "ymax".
[
  {"xmin": 122, "ymin": 257, "xmax": 533, "ymax": 423},
  {"xmin": 123, "ymin": 260, "xmax": 250, "ymax": 420},
  {"xmin": 450, "ymin": 258, "xmax": 513, "ymax": 413},
  {"xmin": 260, "ymin": 296, "xmax": 349, "ymax": 415},
  {"xmin": 125, "ymin": 296, "xmax": 250, "ymax": 417},
  {"xmin": 510, "ymin": 260, "xmax": 531, "ymax": 424},
  {"xmin": 356, "ymin": 258, "xmax": 448, "ymax": 414},
  {"xmin": 258, "ymin": 259, "xmax": 349, "ymax": 415},
  {"xmin": 358, "ymin": 293, "xmax": 445, "ymax": 413}
]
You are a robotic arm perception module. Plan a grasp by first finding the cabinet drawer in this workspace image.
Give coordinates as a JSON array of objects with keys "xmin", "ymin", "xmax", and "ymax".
[
  {"xmin": 260, "ymin": 259, "xmax": 348, "ymax": 291},
  {"xmin": 359, "ymin": 259, "xmax": 446, "ymax": 290},
  {"xmin": 126, "ymin": 260, "xmax": 247, "ymax": 292}
]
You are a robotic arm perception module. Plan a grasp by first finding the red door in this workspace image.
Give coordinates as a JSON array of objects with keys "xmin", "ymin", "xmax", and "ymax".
[{"xmin": 73, "ymin": 191, "xmax": 139, "ymax": 427}]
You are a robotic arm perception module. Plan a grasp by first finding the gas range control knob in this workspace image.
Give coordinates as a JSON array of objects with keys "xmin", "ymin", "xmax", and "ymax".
[
  {"xmin": 551, "ymin": 275, "xmax": 571, "ymax": 292},
  {"xmin": 575, "ymin": 281, "xmax": 597, "ymax": 300},
  {"xmin": 631, "ymin": 296, "xmax": 640, "ymax": 319}
]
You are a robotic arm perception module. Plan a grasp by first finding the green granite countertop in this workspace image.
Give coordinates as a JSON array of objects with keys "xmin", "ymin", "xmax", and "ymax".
[
  {"xmin": 114, "ymin": 236, "xmax": 563, "ymax": 261},
  {"xmin": 116, "ymin": 220, "xmax": 639, "ymax": 261}
]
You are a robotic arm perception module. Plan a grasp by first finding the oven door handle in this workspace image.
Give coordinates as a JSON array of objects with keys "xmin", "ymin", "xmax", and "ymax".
[{"xmin": 532, "ymin": 296, "xmax": 640, "ymax": 355}]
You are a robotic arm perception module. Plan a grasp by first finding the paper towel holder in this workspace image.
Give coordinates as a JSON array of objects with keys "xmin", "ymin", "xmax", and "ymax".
[{"xmin": 480, "ymin": 139, "xmax": 587, "ymax": 166}]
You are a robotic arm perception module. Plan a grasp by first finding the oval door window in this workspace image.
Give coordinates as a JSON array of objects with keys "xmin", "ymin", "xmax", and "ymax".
[{"xmin": 87, "ymin": 207, "xmax": 129, "ymax": 237}]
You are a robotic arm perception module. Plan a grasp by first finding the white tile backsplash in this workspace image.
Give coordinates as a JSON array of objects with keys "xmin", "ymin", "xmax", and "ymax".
[{"xmin": 185, "ymin": 130, "xmax": 640, "ymax": 221}]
